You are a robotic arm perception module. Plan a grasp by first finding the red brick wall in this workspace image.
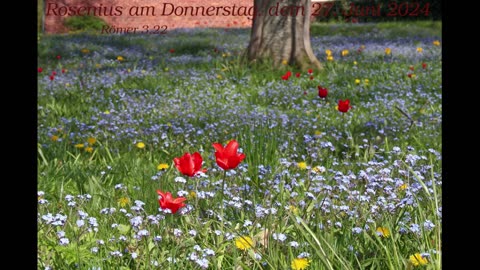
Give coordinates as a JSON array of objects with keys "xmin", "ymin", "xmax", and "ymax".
[{"xmin": 43, "ymin": 0, "xmax": 254, "ymax": 33}]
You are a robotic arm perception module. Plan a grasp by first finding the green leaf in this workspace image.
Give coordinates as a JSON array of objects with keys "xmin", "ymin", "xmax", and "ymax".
[{"xmin": 117, "ymin": 224, "xmax": 131, "ymax": 234}]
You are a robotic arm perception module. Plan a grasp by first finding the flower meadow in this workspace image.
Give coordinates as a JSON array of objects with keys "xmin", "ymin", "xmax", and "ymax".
[{"xmin": 37, "ymin": 21, "xmax": 442, "ymax": 269}]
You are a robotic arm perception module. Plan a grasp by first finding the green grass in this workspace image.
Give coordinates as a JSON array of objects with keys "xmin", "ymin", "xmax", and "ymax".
[{"xmin": 38, "ymin": 21, "xmax": 442, "ymax": 269}]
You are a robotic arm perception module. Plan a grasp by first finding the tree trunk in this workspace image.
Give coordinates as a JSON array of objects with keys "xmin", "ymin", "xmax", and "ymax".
[{"xmin": 247, "ymin": 0, "xmax": 322, "ymax": 71}]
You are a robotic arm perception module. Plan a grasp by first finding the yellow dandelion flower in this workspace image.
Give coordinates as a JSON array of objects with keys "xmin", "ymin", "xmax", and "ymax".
[
  {"xmin": 87, "ymin": 137, "xmax": 96, "ymax": 145},
  {"xmin": 75, "ymin": 143, "xmax": 85, "ymax": 149},
  {"xmin": 327, "ymin": 55, "xmax": 334, "ymax": 61},
  {"xmin": 325, "ymin": 49, "xmax": 332, "ymax": 56},
  {"xmin": 385, "ymin": 48, "xmax": 391, "ymax": 55},
  {"xmin": 353, "ymin": 61, "xmax": 357, "ymax": 65},
  {"xmin": 416, "ymin": 47, "xmax": 423, "ymax": 53},
  {"xmin": 118, "ymin": 197, "xmax": 130, "ymax": 207},
  {"xmin": 355, "ymin": 79, "xmax": 361, "ymax": 85},
  {"xmin": 409, "ymin": 253, "xmax": 428, "ymax": 266},
  {"xmin": 222, "ymin": 53, "xmax": 227, "ymax": 58},
  {"xmin": 136, "ymin": 142, "xmax": 145, "ymax": 149},
  {"xmin": 51, "ymin": 135, "xmax": 59, "ymax": 142},
  {"xmin": 289, "ymin": 205, "xmax": 299, "ymax": 215},
  {"xmin": 117, "ymin": 56, "xmax": 124, "ymax": 61},
  {"xmin": 297, "ymin": 162, "xmax": 307, "ymax": 170},
  {"xmin": 364, "ymin": 79, "xmax": 370, "ymax": 86},
  {"xmin": 400, "ymin": 183, "xmax": 408, "ymax": 190},
  {"xmin": 341, "ymin": 49, "xmax": 349, "ymax": 57},
  {"xmin": 188, "ymin": 191, "xmax": 197, "ymax": 199},
  {"xmin": 85, "ymin": 146, "xmax": 94, "ymax": 153},
  {"xmin": 291, "ymin": 258, "xmax": 310, "ymax": 270},
  {"xmin": 104, "ymin": 110, "xmax": 110, "ymax": 115},
  {"xmin": 376, "ymin": 227, "xmax": 391, "ymax": 238},
  {"xmin": 167, "ymin": 122, "xmax": 172, "ymax": 127},
  {"xmin": 127, "ymin": 68, "xmax": 131, "ymax": 73},
  {"xmin": 157, "ymin": 163, "xmax": 169, "ymax": 170},
  {"xmin": 235, "ymin": 236, "xmax": 254, "ymax": 250},
  {"xmin": 81, "ymin": 48, "xmax": 90, "ymax": 54},
  {"xmin": 282, "ymin": 59, "xmax": 288, "ymax": 65},
  {"xmin": 433, "ymin": 40, "xmax": 440, "ymax": 46},
  {"xmin": 314, "ymin": 130, "xmax": 322, "ymax": 136},
  {"xmin": 164, "ymin": 67, "xmax": 169, "ymax": 72}
]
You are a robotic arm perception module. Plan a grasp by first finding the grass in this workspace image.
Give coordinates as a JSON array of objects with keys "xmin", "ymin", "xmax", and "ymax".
[{"xmin": 38, "ymin": 21, "xmax": 442, "ymax": 269}]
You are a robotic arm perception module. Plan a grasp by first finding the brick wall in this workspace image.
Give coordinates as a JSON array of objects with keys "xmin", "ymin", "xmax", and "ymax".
[
  {"xmin": 42, "ymin": 1, "xmax": 339, "ymax": 33},
  {"xmin": 43, "ymin": 0, "xmax": 255, "ymax": 33}
]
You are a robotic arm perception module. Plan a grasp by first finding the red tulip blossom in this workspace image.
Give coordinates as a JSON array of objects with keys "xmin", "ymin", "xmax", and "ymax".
[
  {"xmin": 56, "ymin": 55, "xmax": 61, "ymax": 59},
  {"xmin": 308, "ymin": 68, "xmax": 313, "ymax": 74},
  {"xmin": 281, "ymin": 71, "xmax": 292, "ymax": 80},
  {"xmin": 49, "ymin": 75, "xmax": 55, "ymax": 81},
  {"xmin": 62, "ymin": 69, "xmax": 66, "ymax": 73},
  {"xmin": 310, "ymin": 76, "xmax": 314, "ymax": 80},
  {"xmin": 51, "ymin": 71, "xmax": 57, "ymax": 76},
  {"xmin": 37, "ymin": 67, "xmax": 43, "ymax": 73},
  {"xmin": 422, "ymin": 62, "xmax": 427, "ymax": 69},
  {"xmin": 337, "ymin": 99, "xmax": 351, "ymax": 113},
  {"xmin": 409, "ymin": 66, "xmax": 415, "ymax": 71},
  {"xmin": 169, "ymin": 49, "xmax": 175, "ymax": 53},
  {"xmin": 318, "ymin": 86, "xmax": 328, "ymax": 98},
  {"xmin": 173, "ymin": 152, "xmax": 207, "ymax": 177},
  {"xmin": 157, "ymin": 190, "xmax": 186, "ymax": 214},
  {"xmin": 212, "ymin": 140, "xmax": 246, "ymax": 170},
  {"xmin": 295, "ymin": 72, "xmax": 301, "ymax": 78}
]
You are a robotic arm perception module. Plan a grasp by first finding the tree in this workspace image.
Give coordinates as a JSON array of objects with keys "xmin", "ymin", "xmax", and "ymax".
[{"xmin": 247, "ymin": 0, "xmax": 322, "ymax": 71}]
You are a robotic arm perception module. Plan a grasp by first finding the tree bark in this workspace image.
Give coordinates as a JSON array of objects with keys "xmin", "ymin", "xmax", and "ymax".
[{"xmin": 247, "ymin": 0, "xmax": 322, "ymax": 71}]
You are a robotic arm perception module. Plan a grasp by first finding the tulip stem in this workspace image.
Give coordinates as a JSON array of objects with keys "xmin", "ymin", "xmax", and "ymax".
[
  {"xmin": 222, "ymin": 170, "xmax": 226, "ymax": 205},
  {"xmin": 221, "ymin": 170, "xmax": 227, "ymax": 220}
]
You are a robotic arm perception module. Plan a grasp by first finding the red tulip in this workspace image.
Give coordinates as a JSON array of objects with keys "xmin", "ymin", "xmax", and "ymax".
[
  {"xmin": 281, "ymin": 71, "xmax": 292, "ymax": 80},
  {"xmin": 337, "ymin": 99, "xmax": 351, "ymax": 113},
  {"xmin": 295, "ymin": 72, "xmax": 301, "ymax": 78},
  {"xmin": 62, "ymin": 69, "xmax": 66, "ymax": 73},
  {"xmin": 37, "ymin": 67, "xmax": 43, "ymax": 73},
  {"xmin": 51, "ymin": 71, "xmax": 57, "ymax": 76},
  {"xmin": 308, "ymin": 69, "xmax": 313, "ymax": 74},
  {"xmin": 409, "ymin": 66, "xmax": 415, "ymax": 71},
  {"xmin": 309, "ymin": 76, "xmax": 314, "ymax": 80},
  {"xmin": 173, "ymin": 152, "xmax": 207, "ymax": 177},
  {"xmin": 157, "ymin": 190, "xmax": 186, "ymax": 214},
  {"xmin": 56, "ymin": 55, "xmax": 61, "ymax": 59},
  {"xmin": 49, "ymin": 75, "xmax": 55, "ymax": 81},
  {"xmin": 212, "ymin": 139, "xmax": 246, "ymax": 170},
  {"xmin": 169, "ymin": 49, "xmax": 175, "ymax": 53},
  {"xmin": 318, "ymin": 86, "xmax": 328, "ymax": 98},
  {"xmin": 422, "ymin": 62, "xmax": 427, "ymax": 69}
]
